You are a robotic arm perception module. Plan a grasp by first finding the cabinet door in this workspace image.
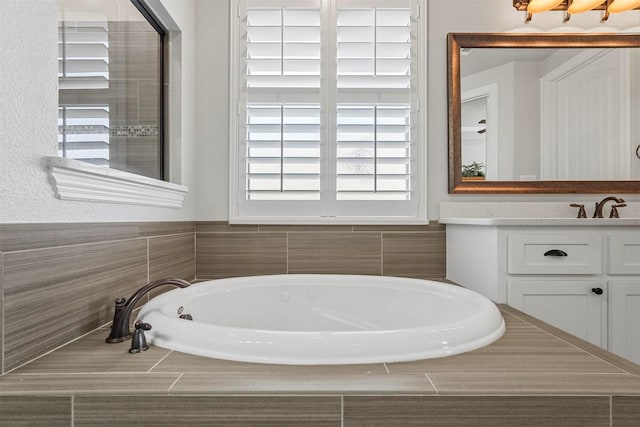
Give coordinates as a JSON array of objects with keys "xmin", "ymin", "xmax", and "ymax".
[
  {"xmin": 609, "ymin": 281, "xmax": 640, "ymax": 364},
  {"xmin": 507, "ymin": 280, "xmax": 607, "ymax": 348}
]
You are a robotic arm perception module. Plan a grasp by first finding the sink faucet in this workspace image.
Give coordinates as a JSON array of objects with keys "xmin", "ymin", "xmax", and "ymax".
[
  {"xmin": 106, "ymin": 278, "xmax": 190, "ymax": 343},
  {"xmin": 593, "ymin": 196, "xmax": 626, "ymax": 218}
]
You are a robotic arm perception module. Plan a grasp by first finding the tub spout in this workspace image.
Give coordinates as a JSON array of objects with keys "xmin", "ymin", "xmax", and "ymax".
[{"xmin": 106, "ymin": 278, "xmax": 190, "ymax": 343}]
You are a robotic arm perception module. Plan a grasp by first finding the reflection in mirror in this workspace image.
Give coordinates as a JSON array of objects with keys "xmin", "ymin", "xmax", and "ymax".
[{"xmin": 448, "ymin": 33, "xmax": 640, "ymax": 194}]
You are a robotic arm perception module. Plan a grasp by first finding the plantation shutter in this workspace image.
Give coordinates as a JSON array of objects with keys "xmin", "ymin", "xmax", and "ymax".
[
  {"xmin": 58, "ymin": 21, "xmax": 110, "ymax": 165},
  {"xmin": 336, "ymin": 1, "xmax": 414, "ymax": 201},
  {"xmin": 233, "ymin": 0, "xmax": 422, "ymax": 221},
  {"xmin": 58, "ymin": 106, "xmax": 110, "ymax": 165},
  {"xmin": 243, "ymin": 2, "xmax": 322, "ymax": 203},
  {"xmin": 58, "ymin": 21, "xmax": 109, "ymax": 89}
]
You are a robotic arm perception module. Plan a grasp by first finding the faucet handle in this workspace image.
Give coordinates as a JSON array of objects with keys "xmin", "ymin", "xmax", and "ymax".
[
  {"xmin": 569, "ymin": 203, "xmax": 587, "ymax": 218},
  {"xmin": 609, "ymin": 203, "xmax": 627, "ymax": 218}
]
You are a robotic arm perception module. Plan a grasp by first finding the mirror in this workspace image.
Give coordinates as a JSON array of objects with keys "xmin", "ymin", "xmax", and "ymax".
[{"xmin": 448, "ymin": 33, "xmax": 640, "ymax": 193}]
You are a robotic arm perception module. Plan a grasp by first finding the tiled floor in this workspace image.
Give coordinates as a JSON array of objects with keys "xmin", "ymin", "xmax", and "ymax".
[{"xmin": 1, "ymin": 305, "xmax": 639, "ymax": 425}]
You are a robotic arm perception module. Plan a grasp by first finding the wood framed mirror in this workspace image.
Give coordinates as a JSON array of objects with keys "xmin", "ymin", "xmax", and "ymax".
[{"xmin": 448, "ymin": 32, "xmax": 640, "ymax": 194}]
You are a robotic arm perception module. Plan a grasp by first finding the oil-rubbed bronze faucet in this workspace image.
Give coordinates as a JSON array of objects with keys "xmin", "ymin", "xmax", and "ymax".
[
  {"xmin": 593, "ymin": 196, "xmax": 626, "ymax": 218},
  {"xmin": 106, "ymin": 278, "xmax": 190, "ymax": 343}
]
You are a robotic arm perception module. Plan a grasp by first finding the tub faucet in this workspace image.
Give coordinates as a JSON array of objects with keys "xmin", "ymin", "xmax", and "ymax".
[
  {"xmin": 106, "ymin": 278, "xmax": 190, "ymax": 343},
  {"xmin": 592, "ymin": 196, "xmax": 626, "ymax": 218}
]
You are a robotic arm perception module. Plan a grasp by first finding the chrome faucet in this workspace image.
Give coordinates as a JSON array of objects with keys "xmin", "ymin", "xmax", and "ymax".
[
  {"xmin": 593, "ymin": 196, "xmax": 626, "ymax": 218},
  {"xmin": 106, "ymin": 278, "xmax": 190, "ymax": 343}
]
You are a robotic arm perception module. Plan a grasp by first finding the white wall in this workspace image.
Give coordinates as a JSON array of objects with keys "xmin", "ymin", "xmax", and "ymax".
[
  {"xmin": 0, "ymin": 0, "xmax": 196, "ymax": 223},
  {"xmin": 194, "ymin": 0, "xmax": 230, "ymax": 220},
  {"xmin": 3, "ymin": 0, "xmax": 640, "ymax": 224}
]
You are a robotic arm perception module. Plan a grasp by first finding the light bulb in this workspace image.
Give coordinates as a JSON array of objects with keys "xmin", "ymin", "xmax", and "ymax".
[
  {"xmin": 608, "ymin": 0, "xmax": 640, "ymax": 13},
  {"xmin": 568, "ymin": 0, "xmax": 606, "ymax": 13},
  {"xmin": 527, "ymin": 0, "xmax": 565, "ymax": 13}
]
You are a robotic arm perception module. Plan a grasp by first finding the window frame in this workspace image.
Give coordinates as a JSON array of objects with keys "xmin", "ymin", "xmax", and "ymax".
[{"xmin": 229, "ymin": 0, "xmax": 427, "ymax": 224}]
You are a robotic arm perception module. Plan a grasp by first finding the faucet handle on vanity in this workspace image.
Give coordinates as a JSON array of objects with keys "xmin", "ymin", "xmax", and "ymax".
[
  {"xmin": 569, "ymin": 203, "xmax": 587, "ymax": 218},
  {"xmin": 609, "ymin": 204, "xmax": 627, "ymax": 218}
]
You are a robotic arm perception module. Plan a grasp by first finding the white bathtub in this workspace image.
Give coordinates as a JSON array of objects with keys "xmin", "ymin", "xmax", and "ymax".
[{"xmin": 137, "ymin": 274, "xmax": 505, "ymax": 365}]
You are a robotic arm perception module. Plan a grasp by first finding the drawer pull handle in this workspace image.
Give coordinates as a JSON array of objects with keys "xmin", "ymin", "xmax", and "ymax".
[
  {"xmin": 544, "ymin": 249, "xmax": 568, "ymax": 257},
  {"xmin": 591, "ymin": 287, "xmax": 604, "ymax": 295}
]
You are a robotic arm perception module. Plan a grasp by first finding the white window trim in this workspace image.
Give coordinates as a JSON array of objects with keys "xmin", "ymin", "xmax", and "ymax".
[
  {"xmin": 229, "ymin": 0, "xmax": 427, "ymax": 224},
  {"xmin": 47, "ymin": 157, "xmax": 188, "ymax": 208}
]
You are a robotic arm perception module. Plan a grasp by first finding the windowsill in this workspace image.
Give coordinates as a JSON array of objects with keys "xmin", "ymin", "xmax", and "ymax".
[
  {"xmin": 229, "ymin": 217, "xmax": 429, "ymax": 225},
  {"xmin": 47, "ymin": 157, "xmax": 188, "ymax": 209}
]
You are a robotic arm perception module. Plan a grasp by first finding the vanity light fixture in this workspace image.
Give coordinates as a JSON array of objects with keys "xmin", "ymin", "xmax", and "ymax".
[
  {"xmin": 609, "ymin": 0, "xmax": 640, "ymax": 13},
  {"xmin": 513, "ymin": 0, "xmax": 640, "ymax": 21}
]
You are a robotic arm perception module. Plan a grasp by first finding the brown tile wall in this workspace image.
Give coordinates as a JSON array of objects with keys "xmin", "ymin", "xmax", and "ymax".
[
  {"xmin": 195, "ymin": 222, "xmax": 446, "ymax": 280},
  {"xmin": 0, "ymin": 222, "xmax": 195, "ymax": 374},
  {"xmin": 1, "ymin": 394, "xmax": 637, "ymax": 425},
  {"xmin": 0, "ymin": 220, "xmax": 444, "ymax": 374}
]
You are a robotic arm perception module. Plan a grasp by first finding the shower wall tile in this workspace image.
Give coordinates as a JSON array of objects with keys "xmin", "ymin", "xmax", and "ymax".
[
  {"xmin": 0, "ymin": 396, "xmax": 71, "ymax": 426},
  {"xmin": 343, "ymin": 396, "xmax": 610, "ymax": 426},
  {"xmin": 196, "ymin": 233, "xmax": 288, "ymax": 279},
  {"xmin": 613, "ymin": 396, "xmax": 640, "ymax": 426},
  {"xmin": 3, "ymin": 240, "xmax": 148, "ymax": 371},
  {"xmin": 74, "ymin": 395, "xmax": 341, "ymax": 426},
  {"xmin": 382, "ymin": 232, "xmax": 446, "ymax": 278},
  {"xmin": 288, "ymin": 232, "xmax": 382, "ymax": 275},
  {"xmin": 149, "ymin": 234, "xmax": 195, "ymax": 282},
  {"xmin": 0, "ymin": 223, "xmax": 138, "ymax": 252}
]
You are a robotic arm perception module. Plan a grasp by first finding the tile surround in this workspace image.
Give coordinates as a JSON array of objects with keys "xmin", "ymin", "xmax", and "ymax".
[
  {"xmin": 0, "ymin": 305, "xmax": 639, "ymax": 424},
  {"xmin": 2, "ymin": 221, "xmax": 441, "ymax": 373},
  {"xmin": 3, "ymin": 239, "xmax": 149, "ymax": 371},
  {"xmin": 0, "ymin": 222, "xmax": 196, "ymax": 374},
  {"xmin": 0, "ymin": 396, "xmax": 71, "ymax": 426},
  {"xmin": 74, "ymin": 395, "xmax": 342, "ymax": 426},
  {"xmin": 196, "ymin": 232, "xmax": 288, "ymax": 278},
  {"xmin": 342, "ymin": 396, "xmax": 611, "ymax": 426},
  {"xmin": 4, "ymin": 220, "xmax": 638, "ymax": 424},
  {"xmin": 195, "ymin": 221, "xmax": 447, "ymax": 279}
]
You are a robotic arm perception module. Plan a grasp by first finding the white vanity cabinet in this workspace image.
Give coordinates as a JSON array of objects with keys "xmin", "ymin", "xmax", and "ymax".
[{"xmin": 445, "ymin": 221, "xmax": 640, "ymax": 364}]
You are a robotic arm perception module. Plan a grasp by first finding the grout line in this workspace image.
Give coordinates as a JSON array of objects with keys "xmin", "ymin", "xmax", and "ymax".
[
  {"xmin": 610, "ymin": 395, "xmax": 613, "ymax": 427},
  {"xmin": 380, "ymin": 232, "xmax": 384, "ymax": 275},
  {"xmin": 424, "ymin": 373, "xmax": 439, "ymax": 393},
  {"xmin": 383, "ymin": 363, "xmax": 390, "ymax": 374},
  {"xmin": 286, "ymin": 232, "xmax": 289, "ymax": 274},
  {"xmin": 148, "ymin": 350, "xmax": 174, "ymax": 373},
  {"xmin": 341, "ymin": 395, "xmax": 344, "ymax": 427},
  {"xmin": 146, "ymin": 238, "xmax": 150, "ymax": 283},
  {"xmin": 167, "ymin": 372, "xmax": 184, "ymax": 393},
  {"xmin": 193, "ymin": 231, "xmax": 197, "ymax": 280},
  {"xmin": 71, "ymin": 395, "xmax": 74, "ymax": 427},
  {"xmin": 1, "ymin": 251, "xmax": 4, "ymax": 375}
]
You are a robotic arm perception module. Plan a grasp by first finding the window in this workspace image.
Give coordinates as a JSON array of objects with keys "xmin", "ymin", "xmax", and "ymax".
[
  {"xmin": 58, "ymin": 0, "xmax": 166, "ymax": 180},
  {"xmin": 231, "ymin": 0, "xmax": 425, "ymax": 223}
]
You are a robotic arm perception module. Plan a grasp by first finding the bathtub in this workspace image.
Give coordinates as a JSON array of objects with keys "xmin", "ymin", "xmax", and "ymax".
[{"xmin": 136, "ymin": 274, "xmax": 505, "ymax": 365}]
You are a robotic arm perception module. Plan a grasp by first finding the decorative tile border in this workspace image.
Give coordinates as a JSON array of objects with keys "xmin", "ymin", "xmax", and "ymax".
[{"xmin": 110, "ymin": 125, "xmax": 159, "ymax": 137}]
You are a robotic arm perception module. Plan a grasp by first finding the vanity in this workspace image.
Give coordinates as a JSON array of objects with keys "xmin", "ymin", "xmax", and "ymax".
[{"xmin": 442, "ymin": 213, "xmax": 640, "ymax": 365}]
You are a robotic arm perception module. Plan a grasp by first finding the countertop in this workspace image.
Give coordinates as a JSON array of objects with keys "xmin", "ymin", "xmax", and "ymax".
[{"xmin": 439, "ymin": 217, "xmax": 640, "ymax": 226}]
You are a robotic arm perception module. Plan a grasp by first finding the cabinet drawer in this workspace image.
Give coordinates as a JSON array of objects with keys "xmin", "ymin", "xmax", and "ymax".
[
  {"xmin": 508, "ymin": 234, "xmax": 601, "ymax": 274},
  {"xmin": 609, "ymin": 235, "xmax": 640, "ymax": 274}
]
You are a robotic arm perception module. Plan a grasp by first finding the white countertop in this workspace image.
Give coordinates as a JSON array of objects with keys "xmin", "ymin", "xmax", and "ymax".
[{"xmin": 439, "ymin": 217, "xmax": 640, "ymax": 226}]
